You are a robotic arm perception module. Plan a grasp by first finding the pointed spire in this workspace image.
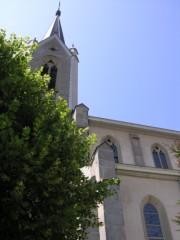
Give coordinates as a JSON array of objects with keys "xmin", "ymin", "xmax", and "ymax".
[{"xmin": 42, "ymin": 2, "xmax": 65, "ymax": 44}]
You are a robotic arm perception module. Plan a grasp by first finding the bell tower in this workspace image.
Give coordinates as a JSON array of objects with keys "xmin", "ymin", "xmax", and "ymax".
[{"xmin": 31, "ymin": 4, "xmax": 79, "ymax": 109}]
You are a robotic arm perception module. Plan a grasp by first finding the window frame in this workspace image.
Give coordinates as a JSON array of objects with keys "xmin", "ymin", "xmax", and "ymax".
[
  {"xmin": 41, "ymin": 60, "xmax": 58, "ymax": 90},
  {"xmin": 104, "ymin": 136, "xmax": 122, "ymax": 163},
  {"xmin": 151, "ymin": 144, "xmax": 171, "ymax": 169},
  {"xmin": 141, "ymin": 195, "xmax": 173, "ymax": 240},
  {"xmin": 143, "ymin": 203, "xmax": 164, "ymax": 240}
]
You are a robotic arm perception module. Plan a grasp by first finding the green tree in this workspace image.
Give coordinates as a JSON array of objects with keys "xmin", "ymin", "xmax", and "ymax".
[{"xmin": 0, "ymin": 30, "xmax": 119, "ymax": 240}]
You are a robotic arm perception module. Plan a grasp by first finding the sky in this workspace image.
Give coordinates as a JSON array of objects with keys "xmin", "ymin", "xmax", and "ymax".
[{"xmin": 1, "ymin": 0, "xmax": 180, "ymax": 131}]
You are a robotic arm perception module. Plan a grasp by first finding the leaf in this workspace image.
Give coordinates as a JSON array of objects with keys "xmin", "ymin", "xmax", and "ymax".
[{"xmin": 0, "ymin": 173, "xmax": 10, "ymax": 182}]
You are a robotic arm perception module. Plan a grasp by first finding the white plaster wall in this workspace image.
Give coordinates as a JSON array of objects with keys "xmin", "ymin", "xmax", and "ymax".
[
  {"xmin": 120, "ymin": 175, "xmax": 180, "ymax": 240},
  {"xmin": 69, "ymin": 54, "xmax": 78, "ymax": 109},
  {"xmin": 137, "ymin": 133, "xmax": 178, "ymax": 170},
  {"xmin": 90, "ymin": 126, "xmax": 179, "ymax": 170},
  {"xmin": 90, "ymin": 122, "xmax": 180, "ymax": 240},
  {"xmin": 90, "ymin": 126, "xmax": 134, "ymax": 165}
]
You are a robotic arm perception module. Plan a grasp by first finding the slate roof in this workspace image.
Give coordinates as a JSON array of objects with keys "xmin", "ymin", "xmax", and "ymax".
[{"xmin": 42, "ymin": 8, "xmax": 65, "ymax": 44}]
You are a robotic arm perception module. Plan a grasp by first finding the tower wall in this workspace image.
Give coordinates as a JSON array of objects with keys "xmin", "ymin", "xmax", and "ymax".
[
  {"xmin": 31, "ymin": 36, "xmax": 78, "ymax": 110},
  {"xmin": 90, "ymin": 143, "xmax": 126, "ymax": 240}
]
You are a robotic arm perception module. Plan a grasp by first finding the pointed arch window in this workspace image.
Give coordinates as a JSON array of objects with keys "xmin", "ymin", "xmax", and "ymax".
[
  {"xmin": 105, "ymin": 137, "xmax": 119, "ymax": 163},
  {"xmin": 144, "ymin": 203, "xmax": 164, "ymax": 240},
  {"xmin": 41, "ymin": 60, "xmax": 57, "ymax": 89},
  {"xmin": 152, "ymin": 145, "xmax": 168, "ymax": 169},
  {"xmin": 112, "ymin": 144, "xmax": 119, "ymax": 163}
]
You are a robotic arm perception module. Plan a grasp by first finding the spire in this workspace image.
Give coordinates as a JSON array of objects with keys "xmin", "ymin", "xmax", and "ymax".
[
  {"xmin": 56, "ymin": 1, "xmax": 61, "ymax": 17},
  {"xmin": 42, "ymin": 2, "xmax": 65, "ymax": 44}
]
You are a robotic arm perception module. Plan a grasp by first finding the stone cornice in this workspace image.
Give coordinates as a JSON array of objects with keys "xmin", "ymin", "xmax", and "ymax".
[
  {"xmin": 89, "ymin": 116, "xmax": 180, "ymax": 139},
  {"xmin": 116, "ymin": 163, "xmax": 180, "ymax": 180}
]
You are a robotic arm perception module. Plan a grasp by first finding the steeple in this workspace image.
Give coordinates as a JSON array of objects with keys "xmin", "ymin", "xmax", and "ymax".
[
  {"xmin": 32, "ymin": 3, "xmax": 79, "ymax": 110},
  {"xmin": 42, "ymin": 3, "xmax": 65, "ymax": 44}
]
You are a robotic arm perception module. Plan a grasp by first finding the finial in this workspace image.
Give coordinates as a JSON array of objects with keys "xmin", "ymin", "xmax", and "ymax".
[
  {"xmin": 72, "ymin": 43, "xmax": 74, "ymax": 48},
  {"xmin": 56, "ymin": 1, "xmax": 61, "ymax": 16}
]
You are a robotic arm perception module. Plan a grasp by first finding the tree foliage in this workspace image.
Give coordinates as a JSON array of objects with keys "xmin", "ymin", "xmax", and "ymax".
[
  {"xmin": 0, "ymin": 30, "xmax": 119, "ymax": 240},
  {"xmin": 173, "ymin": 201, "xmax": 180, "ymax": 227},
  {"xmin": 172, "ymin": 140, "xmax": 180, "ymax": 166}
]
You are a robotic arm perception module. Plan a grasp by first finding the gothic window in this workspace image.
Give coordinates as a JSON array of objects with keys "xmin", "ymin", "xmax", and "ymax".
[
  {"xmin": 152, "ymin": 145, "xmax": 168, "ymax": 169},
  {"xmin": 112, "ymin": 144, "xmax": 119, "ymax": 163},
  {"xmin": 144, "ymin": 203, "xmax": 164, "ymax": 240},
  {"xmin": 41, "ymin": 60, "xmax": 57, "ymax": 89},
  {"xmin": 41, "ymin": 63, "xmax": 49, "ymax": 75},
  {"xmin": 105, "ymin": 137, "xmax": 119, "ymax": 163}
]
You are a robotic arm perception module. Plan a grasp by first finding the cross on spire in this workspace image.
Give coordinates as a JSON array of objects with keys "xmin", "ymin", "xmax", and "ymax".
[
  {"xmin": 56, "ymin": 1, "xmax": 61, "ymax": 16},
  {"xmin": 43, "ymin": 1, "xmax": 65, "ymax": 44}
]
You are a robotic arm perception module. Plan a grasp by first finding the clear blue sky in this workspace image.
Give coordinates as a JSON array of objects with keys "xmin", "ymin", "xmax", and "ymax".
[{"xmin": 1, "ymin": 0, "xmax": 180, "ymax": 131}]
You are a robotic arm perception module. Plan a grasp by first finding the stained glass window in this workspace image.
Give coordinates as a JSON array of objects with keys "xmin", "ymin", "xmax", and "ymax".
[
  {"xmin": 152, "ymin": 146, "xmax": 168, "ymax": 169},
  {"xmin": 144, "ymin": 204, "xmax": 164, "ymax": 240}
]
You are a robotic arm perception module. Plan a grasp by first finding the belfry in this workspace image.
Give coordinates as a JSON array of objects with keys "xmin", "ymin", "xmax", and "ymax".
[{"xmin": 31, "ymin": 4, "xmax": 79, "ymax": 109}]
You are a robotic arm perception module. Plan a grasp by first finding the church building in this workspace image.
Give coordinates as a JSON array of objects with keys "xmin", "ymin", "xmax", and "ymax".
[{"xmin": 31, "ymin": 6, "xmax": 180, "ymax": 240}]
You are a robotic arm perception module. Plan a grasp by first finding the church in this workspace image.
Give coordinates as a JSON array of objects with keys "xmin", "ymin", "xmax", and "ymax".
[{"xmin": 31, "ymin": 6, "xmax": 180, "ymax": 240}]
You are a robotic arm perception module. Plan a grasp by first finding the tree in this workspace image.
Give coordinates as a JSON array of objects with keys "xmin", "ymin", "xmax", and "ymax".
[
  {"xmin": 171, "ymin": 140, "xmax": 180, "ymax": 226},
  {"xmin": 0, "ymin": 30, "xmax": 119, "ymax": 240}
]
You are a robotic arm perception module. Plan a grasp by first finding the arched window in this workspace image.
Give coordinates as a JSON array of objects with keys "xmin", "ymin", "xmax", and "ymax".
[
  {"xmin": 112, "ymin": 144, "xmax": 118, "ymax": 163},
  {"xmin": 152, "ymin": 145, "xmax": 168, "ymax": 169},
  {"xmin": 41, "ymin": 60, "xmax": 57, "ymax": 89},
  {"xmin": 105, "ymin": 137, "xmax": 119, "ymax": 163},
  {"xmin": 144, "ymin": 203, "xmax": 164, "ymax": 239}
]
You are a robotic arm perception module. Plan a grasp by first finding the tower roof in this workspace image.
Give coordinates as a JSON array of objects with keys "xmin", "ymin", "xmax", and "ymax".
[{"xmin": 42, "ymin": 4, "xmax": 65, "ymax": 44}]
